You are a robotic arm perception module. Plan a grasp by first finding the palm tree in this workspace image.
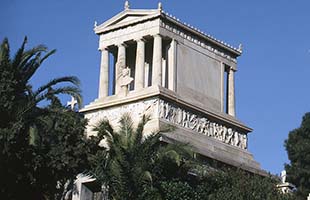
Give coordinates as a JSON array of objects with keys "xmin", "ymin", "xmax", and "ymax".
[
  {"xmin": 0, "ymin": 37, "xmax": 83, "ymax": 199},
  {"xmin": 0, "ymin": 37, "xmax": 82, "ymax": 126},
  {"xmin": 92, "ymin": 113, "xmax": 194, "ymax": 199},
  {"xmin": 0, "ymin": 37, "xmax": 83, "ymax": 144}
]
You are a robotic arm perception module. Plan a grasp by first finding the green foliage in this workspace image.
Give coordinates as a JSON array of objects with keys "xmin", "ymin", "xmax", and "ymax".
[
  {"xmin": 0, "ymin": 36, "xmax": 299, "ymax": 199},
  {"xmin": 160, "ymin": 181, "xmax": 194, "ymax": 200},
  {"xmin": 157, "ymin": 170, "xmax": 294, "ymax": 200},
  {"xmin": 196, "ymin": 169, "xmax": 293, "ymax": 200},
  {"xmin": 0, "ymin": 37, "xmax": 82, "ymax": 128},
  {"xmin": 92, "ymin": 114, "xmax": 194, "ymax": 200},
  {"xmin": 0, "ymin": 37, "xmax": 100, "ymax": 199},
  {"xmin": 92, "ymin": 114, "xmax": 294, "ymax": 200},
  {"xmin": 285, "ymin": 112, "xmax": 310, "ymax": 199},
  {"xmin": 30, "ymin": 103, "xmax": 100, "ymax": 198}
]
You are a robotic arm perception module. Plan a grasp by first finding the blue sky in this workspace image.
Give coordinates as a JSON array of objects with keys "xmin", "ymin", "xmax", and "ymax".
[{"xmin": 1, "ymin": 0, "xmax": 310, "ymax": 175}]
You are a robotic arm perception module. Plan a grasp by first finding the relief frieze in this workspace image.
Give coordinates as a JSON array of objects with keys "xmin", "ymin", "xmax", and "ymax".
[{"xmin": 158, "ymin": 100, "xmax": 247, "ymax": 149}]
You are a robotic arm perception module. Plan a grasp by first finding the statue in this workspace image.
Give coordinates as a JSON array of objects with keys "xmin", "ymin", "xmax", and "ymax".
[
  {"xmin": 281, "ymin": 170, "xmax": 287, "ymax": 183},
  {"xmin": 124, "ymin": 1, "xmax": 130, "ymax": 10},
  {"xmin": 241, "ymin": 134, "xmax": 247, "ymax": 149},
  {"xmin": 233, "ymin": 131, "xmax": 239, "ymax": 147},
  {"xmin": 226, "ymin": 128, "xmax": 233, "ymax": 144},
  {"xmin": 120, "ymin": 67, "xmax": 133, "ymax": 96}
]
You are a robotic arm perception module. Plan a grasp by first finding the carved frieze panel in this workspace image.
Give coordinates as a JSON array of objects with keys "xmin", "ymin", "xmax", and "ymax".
[
  {"xmin": 85, "ymin": 98, "xmax": 159, "ymax": 136},
  {"xmin": 158, "ymin": 100, "xmax": 247, "ymax": 149},
  {"xmin": 84, "ymin": 98, "xmax": 247, "ymax": 150}
]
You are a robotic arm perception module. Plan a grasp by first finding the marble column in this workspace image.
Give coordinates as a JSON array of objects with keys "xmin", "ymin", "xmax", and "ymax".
[
  {"xmin": 227, "ymin": 67, "xmax": 236, "ymax": 117},
  {"xmin": 135, "ymin": 38, "xmax": 145, "ymax": 90},
  {"xmin": 98, "ymin": 48, "xmax": 109, "ymax": 98},
  {"xmin": 115, "ymin": 43, "xmax": 126, "ymax": 95},
  {"xmin": 152, "ymin": 34, "xmax": 162, "ymax": 86},
  {"xmin": 168, "ymin": 39, "xmax": 177, "ymax": 91}
]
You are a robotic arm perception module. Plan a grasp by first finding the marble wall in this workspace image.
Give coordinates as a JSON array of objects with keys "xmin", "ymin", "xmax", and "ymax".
[{"xmin": 177, "ymin": 43, "xmax": 222, "ymax": 112}]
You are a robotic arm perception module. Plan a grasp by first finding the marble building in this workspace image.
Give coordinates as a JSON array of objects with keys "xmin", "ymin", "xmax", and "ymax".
[{"xmin": 80, "ymin": 2, "xmax": 266, "ymax": 175}]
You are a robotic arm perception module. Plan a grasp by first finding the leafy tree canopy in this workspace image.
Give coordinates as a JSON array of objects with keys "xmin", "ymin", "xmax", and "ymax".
[
  {"xmin": 285, "ymin": 112, "xmax": 310, "ymax": 199},
  {"xmin": 0, "ymin": 37, "xmax": 102, "ymax": 199}
]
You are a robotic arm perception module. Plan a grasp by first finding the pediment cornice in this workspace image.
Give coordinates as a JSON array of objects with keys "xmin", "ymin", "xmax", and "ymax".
[
  {"xmin": 95, "ymin": 8, "xmax": 242, "ymax": 57},
  {"xmin": 94, "ymin": 9, "xmax": 160, "ymax": 34}
]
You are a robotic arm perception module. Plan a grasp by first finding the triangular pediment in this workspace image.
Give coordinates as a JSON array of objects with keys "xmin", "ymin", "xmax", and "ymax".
[{"xmin": 94, "ymin": 9, "xmax": 160, "ymax": 34}]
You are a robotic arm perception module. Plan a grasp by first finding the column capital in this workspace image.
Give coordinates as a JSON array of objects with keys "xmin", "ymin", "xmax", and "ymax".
[
  {"xmin": 171, "ymin": 38, "xmax": 178, "ymax": 44},
  {"xmin": 98, "ymin": 46, "xmax": 109, "ymax": 51},
  {"xmin": 135, "ymin": 37, "xmax": 147, "ymax": 43},
  {"xmin": 116, "ymin": 42, "xmax": 128, "ymax": 48},
  {"xmin": 153, "ymin": 34, "xmax": 162, "ymax": 38},
  {"xmin": 225, "ymin": 65, "xmax": 236, "ymax": 73}
]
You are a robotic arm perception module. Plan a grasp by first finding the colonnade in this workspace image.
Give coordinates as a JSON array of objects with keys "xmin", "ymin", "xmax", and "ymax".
[
  {"xmin": 98, "ymin": 34, "xmax": 168, "ymax": 98},
  {"xmin": 98, "ymin": 34, "xmax": 235, "ymax": 117}
]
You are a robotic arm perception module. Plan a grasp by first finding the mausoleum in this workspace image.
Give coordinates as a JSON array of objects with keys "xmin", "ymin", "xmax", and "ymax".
[{"xmin": 80, "ymin": 1, "xmax": 266, "ymax": 175}]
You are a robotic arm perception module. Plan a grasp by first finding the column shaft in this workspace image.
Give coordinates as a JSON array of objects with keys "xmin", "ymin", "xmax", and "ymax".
[
  {"xmin": 98, "ymin": 48, "xmax": 109, "ymax": 98},
  {"xmin": 152, "ymin": 34, "xmax": 162, "ymax": 86},
  {"xmin": 227, "ymin": 68, "xmax": 236, "ymax": 116},
  {"xmin": 115, "ymin": 43, "xmax": 126, "ymax": 95},
  {"xmin": 135, "ymin": 39, "xmax": 145, "ymax": 90},
  {"xmin": 168, "ymin": 39, "xmax": 177, "ymax": 91}
]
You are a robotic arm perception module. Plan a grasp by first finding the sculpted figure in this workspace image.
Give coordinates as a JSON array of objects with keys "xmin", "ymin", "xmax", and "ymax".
[
  {"xmin": 240, "ymin": 134, "xmax": 247, "ymax": 149},
  {"xmin": 159, "ymin": 101, "xmax": 165, "ymax": 118},
  {"xmin": 197, "ymin": 118, "xmax": 205, "ymax": 133},
  {"xmin": 189, "ymin": 114, "xmax": 198, "ymax": 130},
  {"xmin": 213, "ymin": 124, "xmax": 219, "ymax": 139},
  {"xmin": 182, "ymin": 111, "xmax": 189, "ymax": 128},
  {"xmin": 217, "ymin": 125, "xmax": 224, "ymax": 141},
  {"xmin": 233, "ymin": 131, "xmax": 239, "ymax": 147},
  {"xmin": 202, "ymin": 119, "xmax": 210, "ymax": 136},
  {"xmin": 170, "ymin": 107, "xmax": 177, "ymax": 123},
  {"xmin": 164, "ymin": 103, "xmax": 170, "ymax": 119},
  {"xmin": 222, "ymin": 126, "xmax": 227, "ymax": 142},
  {"xmin": 120, "ymin": 67, "xmax": 133, "ymax": 96},
  {"xmin": 208, "ymin": 123, "xmax": 215, "ymax": 137},
  {"xmin": 225, "ymin": 128, "xmax": 233, "ymax": 144},
  {"xmin": 176, "ymin": 108, "xmax": 183, "ymax": 124}
]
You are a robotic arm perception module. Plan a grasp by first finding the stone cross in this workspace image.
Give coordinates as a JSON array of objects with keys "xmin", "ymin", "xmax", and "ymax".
[{"xmin": 67, "ymin": 96, "xmax": 77, "ymax": 110}]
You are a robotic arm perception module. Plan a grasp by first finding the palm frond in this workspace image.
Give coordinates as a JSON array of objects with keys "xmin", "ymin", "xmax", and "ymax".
[
  {"xmin": 34, "ymin": 76, "xmax": 80, "ymax": 97},
  {"xmin": 21, "ymin": 48, "xmax": 56, "ymax": 82},
  {"xmin": 0, "ymin": 38, "xmax": 10, "ymax": 63},
  {"xmin": 12, "ymin": 36, "xmax": 27, "ymax": 69},
  {"xmin": 134, "ymin": 115, "xmax": 150, "ymax": 146},
  {"xmin": 93, "ymin": 119, "xmax": 115, "ymax": 147},
  {"xmin": 17, "ymin": 44, "xmax": 47, "ymax": 70},
  {"xmin": 21, "ymin": 51, "xmax": 42, "ymax": 82},
  {"xmin": 118, "ymin": 113, "xmax": 134, "ymax": 149},
  {"xmin": 91, "ymin": 114, "xmax": 196, "ymax": 199},
  {"xmin": 40, "ymin": 49, "xmax": 56, "ymax": 63},
  {"xmin": 35, "ymin": 86, "xmax": 82, "ymax": 107},
  {"xmin": 141, "ymin": 171, "xmax": 153, "ymax": 185}
]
